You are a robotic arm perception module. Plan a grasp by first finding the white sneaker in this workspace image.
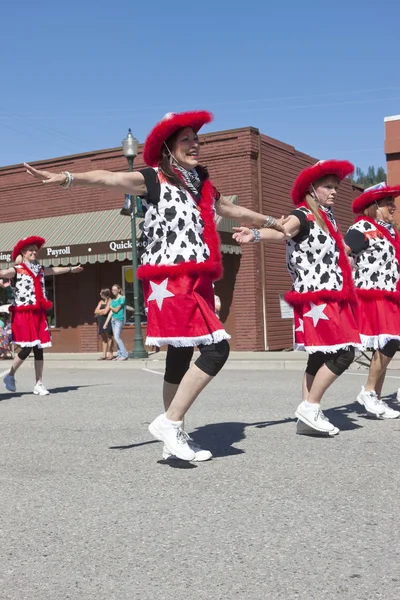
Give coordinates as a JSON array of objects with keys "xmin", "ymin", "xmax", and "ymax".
[
  {"xmin": 397, "ymin": 388, "xmax": 400, "ymax": 403},
  {"xmin": 149, "ymin": 414, "xmax": 196, "ymax": 461},
  {"xmin": 33, "ymin": 382, "xmax": 50, "ymax": 396},
  {"xmin": 377, "ymin": 400, "xmax": 400, "ymax": 419},
  {"xmin": 162, "ymin": 439, "xmax": 212, "ymax": 462},
  {"xmin": 3, "ymin": 373, "xmax": 16, "ymax": 392},
  {"xmin": 295, "ymin": 401, "xmax": 339, "ymax": 435},
  {"xmin": 357, "ymin": 387, "xmax": 385, "ymax": 416}
]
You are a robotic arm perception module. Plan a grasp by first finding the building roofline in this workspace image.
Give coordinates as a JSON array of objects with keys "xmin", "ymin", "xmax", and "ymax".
[
  {"xmin": 384, "ymin": 115, "xmax": 400, "ymax": 122},
  {"xmin": 0, "ymin": 126, "xmax": 260, "ymax": 173}
]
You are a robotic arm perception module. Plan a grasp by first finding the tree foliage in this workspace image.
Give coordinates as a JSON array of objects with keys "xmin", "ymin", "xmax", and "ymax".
[{"xmin": 351, "ymin": 166, "xmax": 387, "ymax": 187}]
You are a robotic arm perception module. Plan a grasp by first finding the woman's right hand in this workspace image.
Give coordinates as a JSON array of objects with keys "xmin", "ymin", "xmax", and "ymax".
[
  {"xmin": 232, "ymin": 227, "xmax": 255, "ymax": 244},
  {"xmin": 24, "ymin": 163, "xmax": 66, "ymax": 186}
]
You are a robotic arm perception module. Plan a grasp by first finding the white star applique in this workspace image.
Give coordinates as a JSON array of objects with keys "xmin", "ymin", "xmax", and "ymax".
[
  {"xmin": 295, "ymin": 319, "xmax": 304, "ymax": 333},
  {"xmin": 148, "ymin": 278, "xmax": 175, "ymax": 310},
  {"xmin": 303, "ymin": 302, "xmax": 329, "ymax": 327}
]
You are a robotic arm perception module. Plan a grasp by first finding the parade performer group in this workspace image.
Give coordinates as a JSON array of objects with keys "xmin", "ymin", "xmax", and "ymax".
[
  {"xmin": 19, "ymin": 109, "xmax": 400, "ymax": 457},
  {"xmin": 234, "ymin": 165, "xmax": 400, "ymax": 435},
  {"xmin": 0, "ymin": 237, "xmax": 83, "ymax": 395}
]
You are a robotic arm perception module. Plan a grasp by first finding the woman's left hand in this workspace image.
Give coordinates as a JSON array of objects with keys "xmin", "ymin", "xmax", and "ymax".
[
  {"xmin": 233, "ymin": 227, "xmax": 255, "ymax": 244},
  {"xmin": 72, "ymin": 265, "xmax": 84, "ymax": 273}
]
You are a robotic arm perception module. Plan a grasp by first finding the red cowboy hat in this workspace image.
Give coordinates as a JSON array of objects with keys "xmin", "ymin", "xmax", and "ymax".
[
  {"xmin": 12, "ymin": 236, "xmax": 45, "ymax": 261},
  {"xmin": 142, "ymin": 110, "xmax": 213, "ymax": 167},
  {"xmin": 352, "ymin": 183, "xmax": 400, "ymax": 214},
  {"xmin": 291, "ymin": 160, "xmax": 354, "ymax": 206}
]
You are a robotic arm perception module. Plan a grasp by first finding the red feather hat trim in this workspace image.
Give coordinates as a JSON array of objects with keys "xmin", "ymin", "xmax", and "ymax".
[
  {"xmin": 143, "ymin": 111, "xmax": 213, "ymax": 167},
  {"xmin": 291, "ymin": 160, "xmax": 354, "ymax": 206},
  {"xmin": 352, "ymin": 185, "xmax": 400, "ymax": 214},
  {"xmin": 12, "ymin": 236, "xmax": 45, "ymax": 261}
]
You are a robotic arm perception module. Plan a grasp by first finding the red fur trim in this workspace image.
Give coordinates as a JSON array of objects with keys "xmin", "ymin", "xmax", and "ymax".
[
  {"xmin": 137, "ymin": 177, "xmax": 223, "ymax": 281},
  {"xmin": 355, "ymin": 288, "xmax": 400, "ymax": 304},
  {"xmin": 12, "ymin": 236, "xmax": 45, "ymax": 261},
  {"xmin": 352, "ymin": 186, "xmax": 400, "ymax": 214},
  {"xmin": 143, "ymin": 111, "xmax": 213, "ymax": 167},
  {"xmin": 10, "ymin": 300, "xmax": 53, "ymax": 313},
  {"xmin": 291, "ymin": 160, "xmax": 354, "ymax": 206},
  {"xmin": 285, "ymin": 204, "xmax": 357, "ymax": 307},
  {"xmin": 353, "ymin": 216, "xmax": 400, "ymax": 300}
]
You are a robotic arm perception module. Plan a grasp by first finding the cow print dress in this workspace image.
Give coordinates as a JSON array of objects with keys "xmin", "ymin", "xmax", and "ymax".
[
  {"xmin": 10, "ymin": 262, "xmax": 52, "ymax": 348},
  {"xmin": 136, "ymin": 168, "xmax": 230, "ymax": 348},
  {"xmin": 285, "ymin": 205, "xmax": 361, "ymax": 354},
  {"xmin": 345, "ymin": 217, "xmax": 400, "ymax": 349}
]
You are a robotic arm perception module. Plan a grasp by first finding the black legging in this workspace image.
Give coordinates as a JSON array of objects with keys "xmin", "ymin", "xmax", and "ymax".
[
  {"xmin": 18, "ymin": 346, "xmax": 44, "ymax": 361},
  {"xmin": 306, "ymin": 347, "xmax": 355, "ymax": 377},
  {"xmin": 164, "ymin": 340, "xmax": 230, "ymax": 384}
]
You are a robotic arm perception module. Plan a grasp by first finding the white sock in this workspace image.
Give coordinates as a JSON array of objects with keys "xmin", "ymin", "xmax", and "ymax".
[
  {"xmin": 303, "ymin": 400, "xmax": 320, "ymax": 409},
  {"xmin": 162, "ymin": 414, "xmax": 182, "ymax": 426}
]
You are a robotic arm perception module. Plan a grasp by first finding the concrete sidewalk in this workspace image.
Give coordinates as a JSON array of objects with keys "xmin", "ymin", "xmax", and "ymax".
[{"xmin": 24, "ymin": 349, "xmax": 400, "ymax": 371}]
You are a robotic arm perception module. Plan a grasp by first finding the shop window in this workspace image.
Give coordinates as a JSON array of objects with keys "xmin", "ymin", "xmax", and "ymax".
[
  {"xmin": 122, "ymin": 266, "xmax": 147, "ymax": 325},
  {"xmin": 45, "ymin": 276, "xmax": 56, "ymax": 327}
]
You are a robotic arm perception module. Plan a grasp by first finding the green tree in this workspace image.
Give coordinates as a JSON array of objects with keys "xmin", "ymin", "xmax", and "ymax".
[{"xmin": 351, "ymin": 165, "xmax": 387, "ymax": 187}]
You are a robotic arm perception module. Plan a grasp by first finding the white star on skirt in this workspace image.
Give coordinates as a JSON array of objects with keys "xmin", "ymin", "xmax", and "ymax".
[
  {"xmin": 148, "ymin": 278, "xmax": 175, "ymax": 310},
  {"xmin": 295, "ymin": 319, "xmax": 304, "ymax": 332},
  {"xmin": 303, "ymin": 302, "xmax": 329, "ymax": 327}
]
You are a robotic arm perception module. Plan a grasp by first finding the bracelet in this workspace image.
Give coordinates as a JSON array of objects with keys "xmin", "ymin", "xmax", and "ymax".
[
  {"xmin": 250, "ymin": 228, "xmax": 261, "ymax": 243},
  {"xmin": 261, "ymin": 215, "xmax": 277, "ymax": 228},
  {"xmin": 60, "ymin": 171, "xmax": 74, "ymax": 190}
]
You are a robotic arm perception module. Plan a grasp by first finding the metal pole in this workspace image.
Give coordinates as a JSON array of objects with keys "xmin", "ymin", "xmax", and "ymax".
[{"xmin": 127, "ymin": 155, "xmax": 148, "ymax": 359}]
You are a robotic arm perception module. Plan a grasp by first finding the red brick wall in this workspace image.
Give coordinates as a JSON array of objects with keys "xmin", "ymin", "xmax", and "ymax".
[{"xmin": 385, "ymin": 118, "xmax": 400, "ymax": 199}]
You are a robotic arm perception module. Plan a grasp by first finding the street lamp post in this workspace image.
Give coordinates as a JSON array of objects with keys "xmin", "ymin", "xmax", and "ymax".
[{"xmin": 121, "ymin": 128, "xmax": 148, "ymax": 359}]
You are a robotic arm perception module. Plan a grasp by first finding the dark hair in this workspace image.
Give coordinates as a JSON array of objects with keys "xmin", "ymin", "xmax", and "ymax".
[
  {"xmin": 363, "ymin": 196, "xmax": 394, "ymax": 219},
  {"xmin": 100, "ymin": 288, "xmax": 111, "ymax": 299},
  {"xmin": 158, "ymin": 129, "xmax": 209, "ymax": 188}
]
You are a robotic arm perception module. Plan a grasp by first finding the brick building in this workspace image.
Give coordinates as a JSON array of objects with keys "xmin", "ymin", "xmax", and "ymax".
[
  {"xmin": 0, "ymin": 127, "xmax": 357, "ymax": 352},
  {"xmin": 385, "ymin": 115, "xmax": 400, "ymax": 187}
]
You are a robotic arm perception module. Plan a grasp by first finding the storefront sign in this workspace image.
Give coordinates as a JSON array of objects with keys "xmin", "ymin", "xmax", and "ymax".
[
  {"xmin": 46, "ymin": 246, "xmax": 71, "ymax": 257},
  {"xmin": 109, "ymin": 240, "xmax": 147, "ymax": 251},
  {"xmin": 0, "ymin": 252, "xmax": 11, "ymax": 262}
]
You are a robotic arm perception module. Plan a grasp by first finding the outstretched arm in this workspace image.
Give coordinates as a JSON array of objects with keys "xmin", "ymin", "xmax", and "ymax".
[
  {"xmin": 233, "ymin": 215, "xmax": 301, "ymax": 244},
  {"xmin": 24, "ymin": 163, "xmax": 147, "ymax": 196},
  {"xmin": 0, "ymin": 267, "xmax": 16, "ymax": 279},
  {"xmin": 216, "ymin": 196, "xmax": 288, "ymax": 233},
  {"xmin": 44, "ymin": 265, "xmax": 83, "ymax": 276}
]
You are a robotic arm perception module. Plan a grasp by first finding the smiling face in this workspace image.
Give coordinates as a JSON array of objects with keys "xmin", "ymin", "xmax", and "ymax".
[
  {"xmin": 311, "ymin": 175, "xmax": 341, "ymax": 207},
  {"xmin": 376, "ymin": 197, "xmax": 396, "ymax": 223},
  {"xmin": 170, "ymin": 127, "xmax": 200, "ymax": 170},
  {"xmin": 22, "ymin": 244, "xmax": 39, "ymax": 262}
]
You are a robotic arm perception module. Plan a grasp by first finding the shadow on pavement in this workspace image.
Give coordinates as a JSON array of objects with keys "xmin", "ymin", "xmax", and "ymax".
[{"xmin": 109, "ymin": 401, "xmax": 370, "ymax": 459}]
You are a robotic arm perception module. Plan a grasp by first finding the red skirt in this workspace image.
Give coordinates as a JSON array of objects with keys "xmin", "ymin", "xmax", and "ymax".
[
  {"xmin": 294, "ymin": 300, "xmax": 361, "ymax": 353},
  {"xmin": 142, "ymin": 272, "xmax": 230, "ymax": 347},
  {"xmin": 12, "ymin": 309, "xmax": 52, "ymax": 348},
  {"xmin": 356, "ymin": 296, "xmax": 400, "ymax": 350}
]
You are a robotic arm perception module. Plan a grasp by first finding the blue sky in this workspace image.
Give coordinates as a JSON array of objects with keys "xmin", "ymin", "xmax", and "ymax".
[{"xmin": 1, "ymin": 0, "xmax": 399, "ymax": 174}]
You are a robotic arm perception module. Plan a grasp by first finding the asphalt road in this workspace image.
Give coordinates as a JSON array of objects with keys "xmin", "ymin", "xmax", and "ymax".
[{"xmin": 1, "ymin": 364, "xmax": 400, "ymax": 600}]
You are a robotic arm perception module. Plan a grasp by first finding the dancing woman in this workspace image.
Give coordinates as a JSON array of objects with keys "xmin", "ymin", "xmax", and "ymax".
[
  {"xmin": 0, "ymin": 236, "xmax": 83, "ymax": 395},
  {"xmin": 24, "ymin": 110, "xmax": 286, "ymax": 461},
  {"xmin": 233, "ymin": 160, "xmax": 361, "ymax": 435},
  {"xmin": 345, "ymin": 183, "xmax": 400, "ymax": 418}
]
